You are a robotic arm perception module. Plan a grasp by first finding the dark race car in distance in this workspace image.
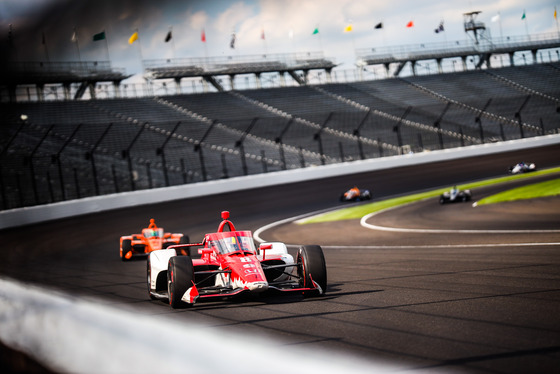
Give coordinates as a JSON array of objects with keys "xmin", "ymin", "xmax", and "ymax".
[{"xmin": 439, "ymin": 186, "xmax": 472, "ymax": 204}]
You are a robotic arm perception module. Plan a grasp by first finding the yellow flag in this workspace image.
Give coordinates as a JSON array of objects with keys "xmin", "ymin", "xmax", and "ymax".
[
  {"xmin": 129, "ymin": 31, "xmax": 138, "ymax": 44},
  {"xmin": 344, "ymin": 24, "xmax": 353, "ymax": 32}
]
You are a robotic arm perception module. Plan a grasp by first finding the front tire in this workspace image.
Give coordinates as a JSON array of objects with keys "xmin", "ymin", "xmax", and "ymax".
[
  {"xmin": 297, "ymin": 245, "xmax": 327, "ymax": 296},
  {"xmin": 121, "ymin": 239, "xmax": 132, "ymax": 261},
  {"xmin": 168, "ymin": 256, "xmax": 194, "ymax": 308}
]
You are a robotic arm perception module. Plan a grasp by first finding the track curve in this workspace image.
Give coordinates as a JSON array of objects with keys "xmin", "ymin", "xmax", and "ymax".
[{"xmin": 1, "ymin": 143, "xmax": 560, "ymax": 374}]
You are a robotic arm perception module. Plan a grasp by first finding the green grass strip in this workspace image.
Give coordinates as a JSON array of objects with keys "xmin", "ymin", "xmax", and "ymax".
[
  {"xmin": 476, "ymin": 178, "xmax": 560, "ymax": 205},
  {"xmin": 300, "ymin": 166, "xmax": 560, "ymax": 224}
]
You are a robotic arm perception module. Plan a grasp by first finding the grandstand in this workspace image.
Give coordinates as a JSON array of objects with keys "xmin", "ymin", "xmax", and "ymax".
[{"xmin": 1, "ymin": 39, "xmax": 560, "ymax": 211}]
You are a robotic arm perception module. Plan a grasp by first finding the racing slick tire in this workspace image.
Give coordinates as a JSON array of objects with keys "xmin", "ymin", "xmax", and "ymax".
[
  {"xmin": 179, "ymin": 235, "xmax": 195, "ymax": 256},
  {"xmin": 168, "ymin": 256, "xmax": 194, "ymax": 308},
  {"xmin": 297, "ymin": 245, "xmax": 327, "ymax": 296},
  {"xmin": 121, "ymin": 239, "xmax": 132, "ymax": 261}
]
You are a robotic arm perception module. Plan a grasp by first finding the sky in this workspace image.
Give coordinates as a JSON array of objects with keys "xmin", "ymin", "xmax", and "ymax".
[{"xmin": 1, "ymin": 0, "xmax": 559, "ymax": 81}]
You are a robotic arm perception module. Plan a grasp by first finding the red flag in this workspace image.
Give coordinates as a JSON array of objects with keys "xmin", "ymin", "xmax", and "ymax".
[
  {"xmin": 261, "ymin": 29, "xmax": 265, "ymax": 40},
  {"xmin": 406, "ymin": 21, "xmax": 414, "ymax": 28},
  {"xmin": 201, "ymin": 29, "xmax": 206, "ymax": 42}
]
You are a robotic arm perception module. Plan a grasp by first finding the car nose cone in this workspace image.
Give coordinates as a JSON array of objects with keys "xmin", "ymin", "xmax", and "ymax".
[{"xmin": 247, "ymin": 281, "xmax": 268, "ymax": 292}]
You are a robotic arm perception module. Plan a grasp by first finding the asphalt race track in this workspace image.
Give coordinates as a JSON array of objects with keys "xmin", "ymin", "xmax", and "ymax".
[{"xmin": 1, "ymin": 144, "xmax": 559, "ymax": 373}]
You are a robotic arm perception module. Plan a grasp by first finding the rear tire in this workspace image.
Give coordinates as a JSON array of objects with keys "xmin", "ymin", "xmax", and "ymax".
[
  {"xmin": 297, "ymin": 245, "xmax": 327, "ymax": 296},
  {"xmin": 168, "ymin": 256, "xmax": 194, "ymax": 308},
  {"xmin": 121, "ymin": 239, "xmax": 132, "ymax": 261},
  {"xmin": 179, "ymin": 235, "xmax": 195, "ymax": 256}
]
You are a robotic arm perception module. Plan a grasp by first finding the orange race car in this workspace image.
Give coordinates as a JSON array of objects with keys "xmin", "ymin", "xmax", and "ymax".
[{"xmin": 120, "ymin": 219, "xmax": 189, "ymax": 261}]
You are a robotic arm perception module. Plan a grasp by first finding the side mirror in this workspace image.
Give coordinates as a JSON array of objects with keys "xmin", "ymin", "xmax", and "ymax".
[{"xmin": 259, "ymin": 243, "xmax": 273, "ymax": 259}]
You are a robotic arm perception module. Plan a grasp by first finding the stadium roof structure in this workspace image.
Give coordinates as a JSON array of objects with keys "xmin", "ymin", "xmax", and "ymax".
[
  {"xmin": 356, "ymin": 32, "xmax": 560, "ymax": 77},
  {"xmin": 0, "ymin": 61, "xmax": 130, "ymax": 100},
  {"xmin": 143, "ymin": 52, "xmax": 337, "ymax": 91}
]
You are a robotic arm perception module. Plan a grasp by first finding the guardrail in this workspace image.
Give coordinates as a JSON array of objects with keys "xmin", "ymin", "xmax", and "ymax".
[{"xmin": 1, "ymin": 134, "xmax": 559, "ymax": 230}]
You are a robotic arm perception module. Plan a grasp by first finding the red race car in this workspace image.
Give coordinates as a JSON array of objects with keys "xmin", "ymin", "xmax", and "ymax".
[
  {"xmin": 120, "ymin": 219, "xmax": 189, "ymax": 261},
  {"xmin": 147, "ymin": 211, "xmax": 327, "ymax": 308}
]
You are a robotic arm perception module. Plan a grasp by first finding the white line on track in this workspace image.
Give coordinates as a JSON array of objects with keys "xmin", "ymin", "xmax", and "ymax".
[
  {"xmin": 253, "ymin": 210, "xmax": 330, "ymax": 243},
  {"xmin": 254, "ymin": 207, "xmax": 560, "ymax": 248},
  {"xmin": 360, "ymin": 207, "xmax": 560, "ymax": 234},
  {"xmin": 319, "ymin": 242, "xmax": 560, "ymax": 249}
]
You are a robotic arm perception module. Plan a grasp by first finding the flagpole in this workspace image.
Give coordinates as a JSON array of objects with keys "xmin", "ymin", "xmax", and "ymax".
[
  {"xmin": 73, "ymin": 27, "xmax": 82, "ymax": 62},
  {"xmin": 555, "ymin": 7, "xmax": 559, "ymax": 37},
  {"xmin": 523, "ymin": 10, "xmax": 529, "ymax": 40},
  {"xmin": 498, "ymin": 12, "xmax": 503, "ymax": 40},
  {"xmin": 170, "ymin": 27, "xmax": 176, "ymax": 59},
  {"xmin": 136, "ymin": 29, "xmax": 144, "ymax": 69},
  {"xmin": 202, "ymin": 29, "xmax": 208, "ymax": 67},
  {"xmin": 261, "ymin": 28, "xmax": 268, "ymax": 57},
  {"xmin": 103, "ymin": 29, "xmax": 111, "ymax": 62},
  {"xmin": 442, "ymin": 19, "xmax": 448, "ymax": 45},
  {"xmin": 42, "ymin": 32, "xmax": 50, "ymax": 62}
]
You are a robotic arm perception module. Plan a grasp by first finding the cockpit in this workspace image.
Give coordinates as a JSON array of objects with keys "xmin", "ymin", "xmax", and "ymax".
[
  {"xmin": 206, "ymin": 231, "xmax": 257, "ymax": 255},
  {"xmin": 143, "ymin": 228, "xmax": 164, "ymax": 238}
]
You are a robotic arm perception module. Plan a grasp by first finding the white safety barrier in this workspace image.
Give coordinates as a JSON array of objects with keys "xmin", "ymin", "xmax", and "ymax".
[
  {"xmin": 1, "ymin": 134, "xmax": 559, "ymax": 230},
  {"xmin": 0, "ymin": 276, "xmax": 393, "ymax": 374}
]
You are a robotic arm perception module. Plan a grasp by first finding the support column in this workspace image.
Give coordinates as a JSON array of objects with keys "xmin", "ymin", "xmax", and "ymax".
[
  {"xmin": 303, "ymin": 70, "xmax": 309, "ymax": 84},
  {"xmin": 37, "ymin": 84, "xmax": 45, "ymax": 102},
  {"xmin": 174, "ymin": 78, "xmax": 181, "ymax": 94},
  {"xmin": 325, "ymin": 68, "xmax": 332, "ymax": 83},
  {"xmin": 436, "ymin": 58, "xmax": 443, "ymax": 74},
  {"xmin": 279, "ymin": 72, "xmax": 286, "ymax": 87},
  {"xmin": 531, "ymin": 49, "xmax": 537, "ymax": 64},
  {"xmin": 88, "ymin": 82, "xmax": 96, "ymax": 99},
  {"xmin": 461, "ymin": 56, "xmax": 468, "ymax": 70},
  {"xmin": 255, "ymin": 73, "xmax": 262, "ymax": 89},
  {"xmin": 509, "ymin": 52, "xmax": 515, "ymax": 66},
  {"xmin": 63, "ymin": 83, "xmax": 71, "ymax": 101},
  {"xmin": 229, "ymin": 75, "xmax": 235, "ymax": 90},
  {"xmin": 113, "ymin": 81, "xmax": 121, "ymax": 98}
]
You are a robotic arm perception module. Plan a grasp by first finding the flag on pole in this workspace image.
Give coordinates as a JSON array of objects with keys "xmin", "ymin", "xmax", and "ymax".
[
  {"xmin": 93, "ymin": 31, "xmax": 105, "ymax": 41},
  {"xmin": 344, "ymin": 24, "xmax": 353, "ymax": 32},
  {"xmin": 261, "ymin": 29, "xmax": 265, "ymax": 40},
  {"xmin": 165, "ymin": 30, "xmax": 172, "ymax": 42},
  {"xmin": 406, "ymin": 21, "xmax": 414, "ymax": 28},
  {"xmin": 521, "ymin": 10, "xmax": 526, "ymax": 20},
  {"xmin": 554, "ymin": 7, "xmax": 557, "ymax": 19},
  {"xmin": 374, "ymin": 22, "xmax": 383, "ymax": 29},
  {"xmin": 230, "ymin": 32, "xmax": 236, "ymax": 48},
  {"xmin": 312, "ymin": 27, "xmax": 319, "ymax": 35},
  {"xmin": 434, "ymin": 21, "xmax": 444, "ymax": 33},
  {"xmin": 71, "ymin": 29, "xmax": 77, "ymax": 42},
  {"xmin": 491, "ymin": 14, "xmax": 500, "ymax": 22},
  {"xmin": 128, "ymin": 31, "xmax": 138, "ymax": 44},
  {"xmin": 201, "ymin": 29, "xmax": 206, "ymax": 42}
]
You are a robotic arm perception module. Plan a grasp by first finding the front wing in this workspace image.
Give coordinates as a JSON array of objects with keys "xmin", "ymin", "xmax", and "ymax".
[
  {"xmin": 181, "ymin": 280, "xmax": 324, "ymax": 304},
  {"xmin": 179, "ymin": 262, "xmax": 323, "ymax": 304}
]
